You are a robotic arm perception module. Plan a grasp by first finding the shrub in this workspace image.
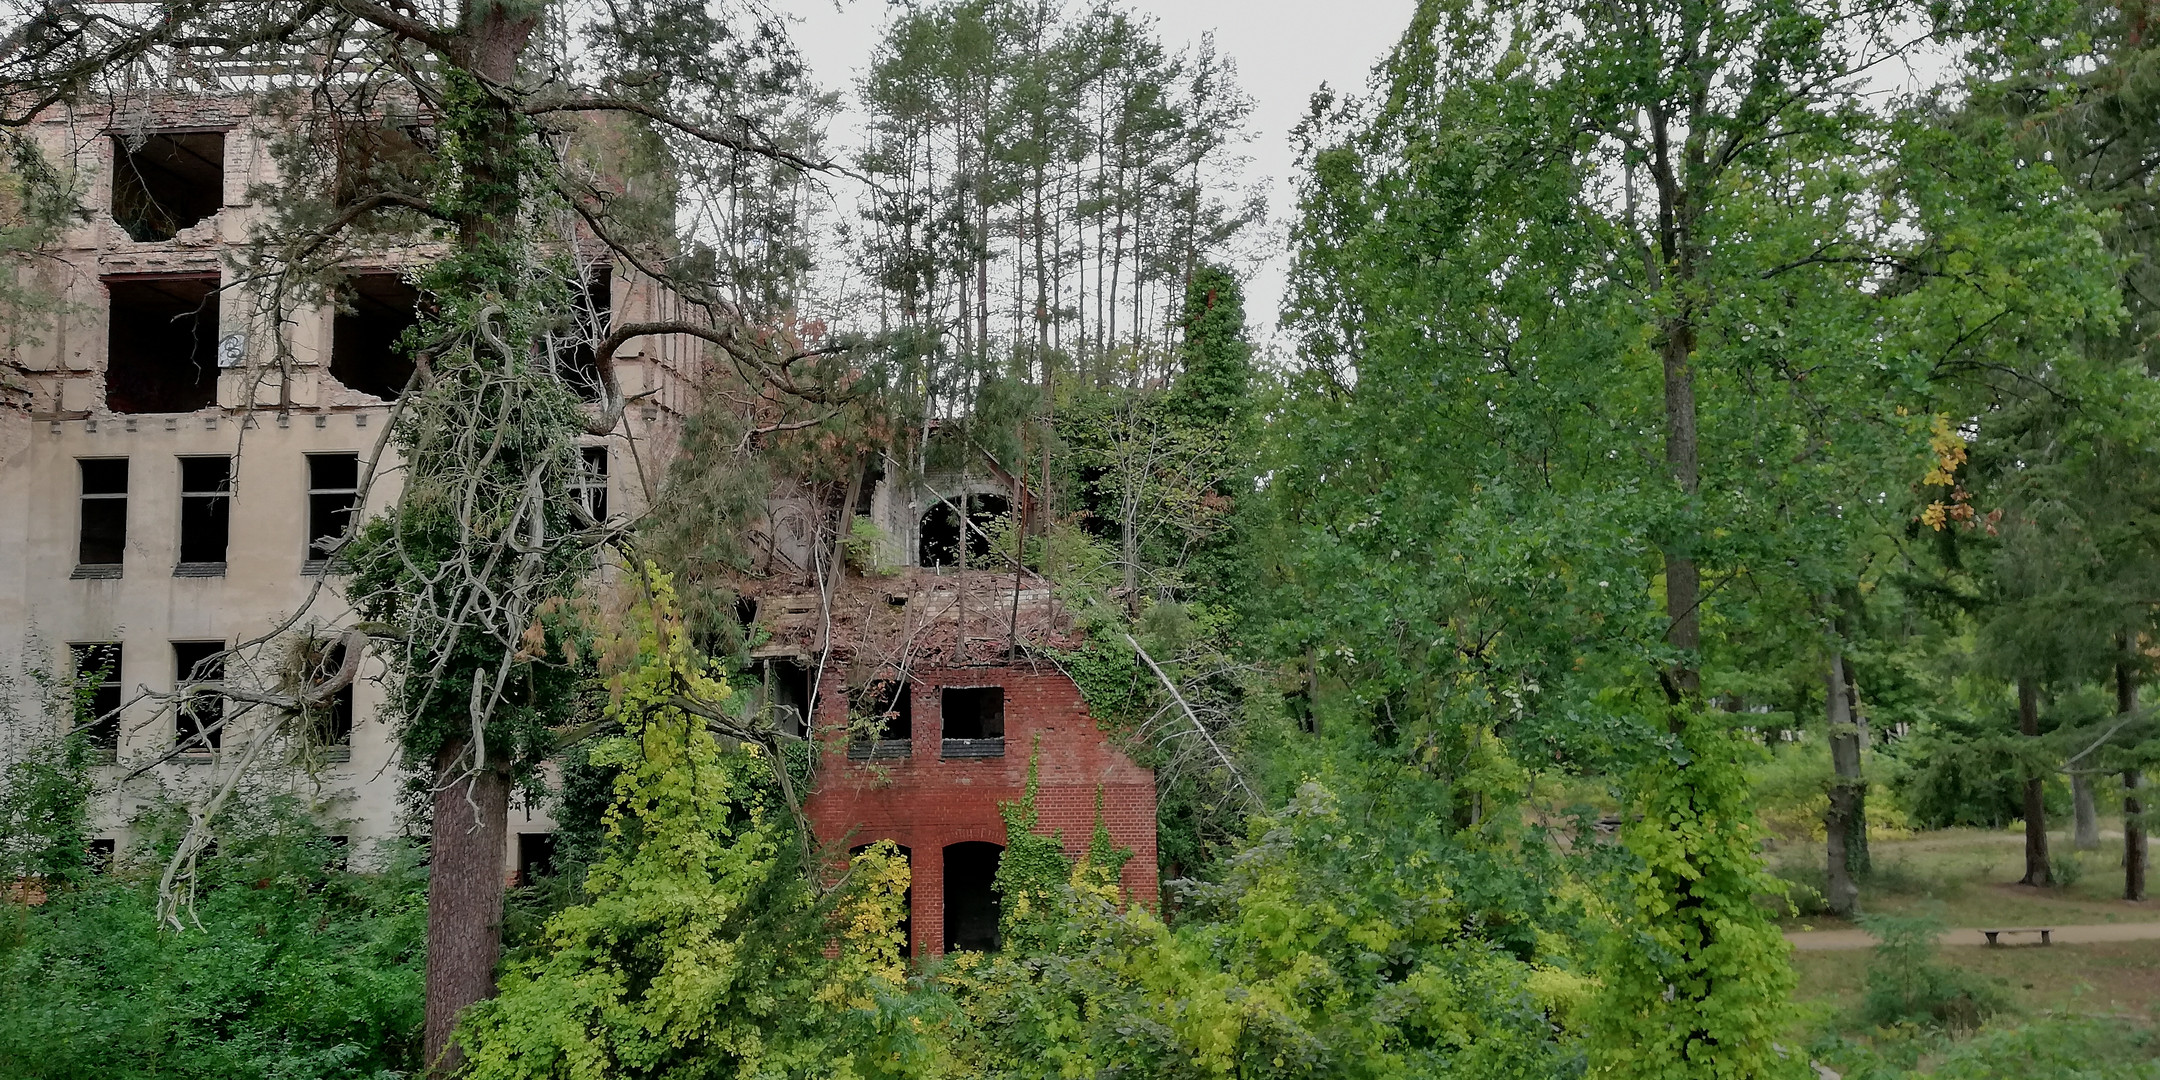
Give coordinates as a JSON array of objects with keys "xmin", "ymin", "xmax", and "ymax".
[
  {"xmin": 1858, "ymin": 912, "xmax": 2007, "ymax": 1032},
  {"xmin": 0, "ymin": 801, "xmax": 426, "ymax": 1080}
]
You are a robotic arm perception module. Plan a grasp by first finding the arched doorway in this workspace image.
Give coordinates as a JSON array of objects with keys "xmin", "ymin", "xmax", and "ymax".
[
  {"xmin": 943, "ymin": 841, "xmax": 1003, "ymax": 952},
  {"xmin": 851, "ymin": 843, "xmax": 912, "ymax": 957}
]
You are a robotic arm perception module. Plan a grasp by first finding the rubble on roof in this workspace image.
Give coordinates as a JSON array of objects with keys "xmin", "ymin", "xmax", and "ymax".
[{"xmin": 746, "ymin": 567, "xmax": 1080, "ymax": 672}]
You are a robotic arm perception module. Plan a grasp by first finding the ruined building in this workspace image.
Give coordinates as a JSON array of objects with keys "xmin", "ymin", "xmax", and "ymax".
[
  {"xmin": 0, "ymin": 93, "xmax": 1160, "ymax": 939},
  {"xmin": 0, "ymin": 93, "xmax": 699, "ymax": 878}
]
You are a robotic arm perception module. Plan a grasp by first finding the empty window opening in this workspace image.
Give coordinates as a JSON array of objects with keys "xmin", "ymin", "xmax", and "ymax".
[
  {"xmin": 942, "ymin": 686, "xmax": 1004, "ymax": 759},
  {"xmin": 88, "ymin": 838, "xmax": 117, "ymax": 872},
  {"xmin": 852, "ymin": 843, "xmax": 912, "ymax": 957},
  {"xmin": 761, "ymin": 659, "xmax": 811, "ymax": 738},
  {"xmin": 944, "ymin": 841, "xmax": 1002, "ymax": 953},
  {"xmin": 107, "ymin": 276, "xmax": 220, "ymax": 413},
  {"xmin": 848, "ymin": 679, "xmax": 912, "ymax": 760},
  {"xmin": 302, "ymin": 639, "xmax": 356, "ymax": 750},
  {"xmin": 111, "ymin": 131, "xmax": 224, "ymax": 242},
  {"xmin": 173, "ymin": 641, "xmax": 224, "ymax": 752},
  {"xmin": 571, "ymin": 445, "xmax": 609, "ymax": 524},
  {"xmin": 324, "ymin": 835, "xmax": 350, "ymax": 872},
  {"xmin": 71, "ymin": 643, "xmax": 122, "ymax": 756},
  {"xmin": 177, "ymin": 456, "xmax": 232, "ymax": 570},
  {"xmin": 77, "ymin": 458, "xmax": 128, "ymax": 570},
  {"xmin": 330, "ymin": 274, "xmax": 420, "ymax": 400},
  {"xmin": 557, "ymin": 269, "xmax": 613, "ymax": 401},
  {"xmin": 517, "ymin": 832, "xmax": 557, "ymax": 886},
  {"xmin": 917, "ymin": 493, "xmax": 1010, "ymax": 567},
  {"xmin": 334, "ymin": 123, "xmax": 431, "ymax": 208},
  {"xmin": 306, "ymin": 453, "xmax": 361, "ymax": 563}
]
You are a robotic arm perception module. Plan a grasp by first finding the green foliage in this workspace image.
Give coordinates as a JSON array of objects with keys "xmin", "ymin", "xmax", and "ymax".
[
  {"xmin": 0, "ymin": 732, "xmax": 92, "ymax": 883},
  {"xmin": 1587, "ymin": 713, "xmax": 1800, "ymax": 1080},
  {"xmin": 933, "ymin": 780, "xmax": 1582, "ymax": 1079},
  {"xmin": 0, "ymin": 801, "xmax": 425, "ymax": 1080},
  {"xmin": 1855, "ymin": 912, "xmax": 2007, "ymax": 1033},
  {"xmin": 457, "ymin": 573, "xmax": 910, "ymax": 1080}
]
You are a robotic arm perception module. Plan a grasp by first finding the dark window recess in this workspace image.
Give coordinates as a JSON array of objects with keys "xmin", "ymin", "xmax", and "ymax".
[
  {"xmin": 111, "ymin": 131, "xmax": 224, "ymax": 242},
  {"xmin": 330, "ymin": 274, "xmax": 420, "ymax": 400},
  {"xmin": 848, "ymin": 679, "xmax": 912, "ymax": 760},
  {"xmin": 918, "ymin": 493, "xmax": 1010, "ymax": 567},
  {"xmin": 173, "ymin": 641, "xmax": 224, "ymax": 751},
  {"xmin": 324, "ymin": 834, "xmax": 349, "ymax": 872},
  {"xmin": 571, "ymin": 446, "xmax": 608, "ymax": 524},
  {"xmin": 334, "ymin": 123, "xmax": 431, "ymax": 208},
  {"xmin": 177, "ymin": 457, "xmax": 231, "ymax": 567},
  {"xmin": 944, "ymin": 842, "xmax": 1002, "ymax": 953},
  {"xmin": 107, "ymin": 276, "xmax": 219, "ymax": 413},
  {"xmin": 303, "ymin": 640, "xmax": 355, "ymax": 748},
  {"xmin": 306, "ymin": 453, "xmax": 361, "ymax": 561},
  {"xmin": 88, "ymin": 839, "xmax": 116, "ymax": 873},
  {"xmin": 71, "ymin": 643, "xmax": 122, "ymax": 754},
  {"xmin": 941, "ymin": 686, "xmax": 1004, "ymax": 739},
  {"xmin": 762, "ymin": 659, "xmax": 811, "ymax": 738},
  {"xmin": 77, "ymin": 458, "xmax": 128, "ymax": 568},
  {"xmin": 557, "ymin": 269, "xmax": 612, "ymax": 401},
  {"xmin": 517, "ymin": 832, "xmax": 557, "ymax": 886},
  {"xmin": 852, "ymin": 843, "xmax": 912, "ymax": 958}
]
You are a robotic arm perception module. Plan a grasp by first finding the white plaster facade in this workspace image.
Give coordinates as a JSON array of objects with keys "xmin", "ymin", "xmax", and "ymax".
[{"xmin": 0, "ymin": 94, "xmax": 700, "ymax": 877}]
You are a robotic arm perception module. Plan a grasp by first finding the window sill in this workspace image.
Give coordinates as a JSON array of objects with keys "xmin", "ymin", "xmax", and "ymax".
[
  {"xmin": 302, "ymin": 558, "xmax": 349, "ymax": 577},
  {"xmin": 173, "ymin": 562, "xmax": 227, "ymax": 578},
  {"xmin": 942, "ymin": 737, "xmax": 1005, "ymax": 760},
  {"xmin": 322, "ymin": 746, "xmax": 351, "ymax": 764},
  {"xmin": 175, "ymin": 749, "xmax": 218, "ymax": 762},
  {"xmin": 847, "ymin": 739, "xmax": 912, "ymax": 761},
  {"xmin": 88, "ymin": 748, "xmax": 117, "ymax": 765},
  {"xmin": 70, "ymin": 564, "xmax": 122, "ymax": 580}
]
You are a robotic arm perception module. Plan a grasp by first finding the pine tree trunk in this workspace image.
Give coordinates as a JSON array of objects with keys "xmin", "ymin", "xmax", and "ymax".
[
  {"xmin": 423, "ymin": 741, "xmax": 511, "ymax": 1074},
  {"xmin": 422, "ymin": 8, "xmax": 537, "ymax": 1072},
  {"xmin": 2122, "ymin": 660, "xmax": 2146, "ymax": 901},
  {"xmin": 2019, "ymin": 677, "xmax": 2053, "ymax": 887},
  {"xmin": 2073, "ymin": 771, "xmax": 2101, "ymax": 849},
  {"xmin": 1824, "ymin": 651, "xmax": 1862, "ymax": 915}
]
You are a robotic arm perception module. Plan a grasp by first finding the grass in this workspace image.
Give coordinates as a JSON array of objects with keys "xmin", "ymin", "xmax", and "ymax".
[
  {"xmin": 1766, "ymin": 822, "xmax": 2160, "ymax": 932},
  {"xmin": 1793, "ymin": 938, "xmax": 2160, "ymax": 1022}
]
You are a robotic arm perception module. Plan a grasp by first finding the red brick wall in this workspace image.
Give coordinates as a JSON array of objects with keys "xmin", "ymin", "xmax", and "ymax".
[{"xmin": 804, "ymin": 663, "xmax": 1158, "ymax": 957}]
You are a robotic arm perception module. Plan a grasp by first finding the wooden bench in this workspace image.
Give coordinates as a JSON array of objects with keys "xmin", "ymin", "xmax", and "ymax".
[{"xmin": 1980, "ymin": 927, "xmax": 2053, "ymax": 946}]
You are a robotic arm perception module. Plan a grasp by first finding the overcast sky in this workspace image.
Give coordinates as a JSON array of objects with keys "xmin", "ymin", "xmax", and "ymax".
[{"xmin": 775, "ymin": 0, "xmax": 1419, "ymax": 346}]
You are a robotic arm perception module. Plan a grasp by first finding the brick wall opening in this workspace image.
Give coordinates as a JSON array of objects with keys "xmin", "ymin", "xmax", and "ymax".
[
  {"xmin": 331, "ymin": 273, "xmax": 420, "ymax": 399},
  {"xmin": 760, "ymin": 659, "xmax": 811, "ymax": 737},
  {"xmin": 918, "ymin": 492, "xmax": 1009, "ymax": 567},
  {"xmin": 334, "ymin": 123, "xmax": 430, "ymax": 208},
  {"xmin": 852, "ymin": 843, "xmax": 911, "ymax": 957},
  {"xmin": 107, "ymin": 276, "xmax": 220, "ymax": 413},
  {"xmin": 111, "ymin": 131, "xmax": 224, "ymax": 242},
  {"xmin": 941, "ymin": 685, "xmax": 1004, "ymax": 758},
  {"xmin": 848, "ymin": 678, "xmax": 912, "ymax": 760},
  {"xmin": 944, "ymin": 841, "xmax": 1002, "ymax": 953}
]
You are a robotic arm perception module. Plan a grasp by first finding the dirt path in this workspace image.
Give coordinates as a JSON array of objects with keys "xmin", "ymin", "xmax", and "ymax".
[{"xmin": 1786, "ymin": 921, "xmax": 2160, "ymax": 951}]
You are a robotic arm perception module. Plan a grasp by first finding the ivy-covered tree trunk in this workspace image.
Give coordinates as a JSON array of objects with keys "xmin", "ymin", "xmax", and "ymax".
[
  {"xmin": 2019, "ymin": 677, "xmax": 2053, "ymax": 887},
  {"xmin": 1824, "ymin": 651, "xmax": 1863, "ymax": 916},
  {"xmin": 416, "ymin": 5, "xmax": 541, "ymax": 1071}
]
